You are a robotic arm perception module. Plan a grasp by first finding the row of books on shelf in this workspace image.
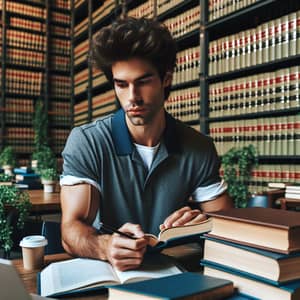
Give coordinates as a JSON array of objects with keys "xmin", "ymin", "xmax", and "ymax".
[
  {"xmin": 52, "ymin": 0, "xmax": 71, "ymax": 11},
  {"xmin": 209, "ymin": 65, "xmax": 300, "ymax": 118},
  {"xmin": 6, "ymin": 29, "xmax": 46, "ymax": 51},
  {"xmin": 163, "ymin": 6, "xmax": 200, "ymax": 40},
  {"xmin": 128, "ymin": 0, "xmax": 154, "ymax": 19},
  {"xmin": 49, "ymin": 115, "xmax": 71, "ymax": 127},
  {"xmin": 210, "ymin": 115, "xmax": 300, "ymax": 156},
  {"xmin": 50, "ymin": 10, "xmax": 70, "ymax": 25},
  {"xmin": 50, "ymin": 37, "xmax": 70, "ymax": 56},
  {"xmin": 165, "ymin": 86, "xmax": 200, "ymax": 123},
  {"xmin": 157, "ymin": 0, "xmax": 189, "ymax": 16},
  {"xmin": 208, "ymin": 0, "xmax": 259, "ymax": 21},
  {"xmin": 202, "ymin": 207, "xmax": 300, "ymax": 300},
  {"xmin": 8, "ymin": 16, "xmax": 45, "ymax": 33},
  {"xmin": 50, "ymin": 24, "xmax": 70, "ymax": 38},
  {"xmin": 209, "ymin": 10, "xmax": 300, "ymax": 75},
  {"xmin": 5, "ymin": 47, "xmax": 45, "ymax": 68},
  {"xmin": 91, "ymin": 0, "xmax": 115, "ymax": 25},
  {"xmin": 50, "ymin": 55, "xmax": 70, "ymax": 72},
  {"xmin": 2, "ymin": 1, "xmax": 46, "ymax": 19},
  {"xmin": 74, "ymin": 39, "xmax": 88, "ymax": 63},
  {"xmin": 1, "ymin": 68, "xmax": 43, "ymax": 96},
  {"xmin": 173, "ymin": 46, "xmax": 200, "ymax": 85}
]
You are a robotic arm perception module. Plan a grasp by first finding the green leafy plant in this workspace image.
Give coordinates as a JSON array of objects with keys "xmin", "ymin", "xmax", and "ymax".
[
  {"xmin": 31, "ymin": 100, "xmax": 57, "ymax": 173},
  {"xmin": 0, "ymin": 146, "xmax": 17, "ymax": 167},
  {"xmin": 40, "ymin": 168, "xmax": 58, "ymax": 181},
  {"xmin": 32, "ymin": 145, "xmax": 57, "ymax": 173},
  {"xmin": 0, "ymin": 185, "xmax": 31, "ymax": 256},
  {"xmin": 32, "ymin": 100, "xmax": 48, "ymax": 151},
  {"xmin": 222, "ymin": 144, "xmax": 258, "ymax": 208},
  {"xmin": 0, "ymin": 174, "xmax": 13, "ymax": 182}
]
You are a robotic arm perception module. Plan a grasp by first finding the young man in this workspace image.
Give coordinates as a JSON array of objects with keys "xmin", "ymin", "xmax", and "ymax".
[{"xmin": 60, "ymin": 17, "xmax": 233, "ymax": 271}]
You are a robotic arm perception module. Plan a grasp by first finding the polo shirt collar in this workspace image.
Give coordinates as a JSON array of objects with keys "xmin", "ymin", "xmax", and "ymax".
[{"xmin": 111, "ymin": 109, "xmax": 181, "ymax": 156}]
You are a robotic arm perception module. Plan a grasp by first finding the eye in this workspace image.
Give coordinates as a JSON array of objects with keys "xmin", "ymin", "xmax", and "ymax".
[{"xmin": 115, "ymin": 81, "xmax": 128, "ymax": 88}]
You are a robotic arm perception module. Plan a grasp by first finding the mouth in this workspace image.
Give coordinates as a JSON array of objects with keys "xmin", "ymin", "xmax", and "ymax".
[{"xmin": 127, "ymin": 107, "xmax": 147, "ymax": 115}]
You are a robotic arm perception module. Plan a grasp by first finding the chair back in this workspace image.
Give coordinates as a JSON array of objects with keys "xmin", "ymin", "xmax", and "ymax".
[{"xmin": 41, "ymin": 221, "xmax": 64, "ymax": 254}]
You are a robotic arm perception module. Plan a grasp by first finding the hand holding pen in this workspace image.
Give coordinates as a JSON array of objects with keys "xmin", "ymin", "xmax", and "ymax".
[{"xmin": 98, "ymin": 222, "xmax": 137, "ymax": 239}]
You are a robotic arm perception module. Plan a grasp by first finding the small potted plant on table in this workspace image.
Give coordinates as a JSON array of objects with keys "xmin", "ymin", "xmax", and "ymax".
[
  {"xmin": 40, "ymin": 168, "xmax": 58, "ymax": 193},
  {"xmin": 0, "ymin": 146, "xmax": 17, "ymax": 176}
]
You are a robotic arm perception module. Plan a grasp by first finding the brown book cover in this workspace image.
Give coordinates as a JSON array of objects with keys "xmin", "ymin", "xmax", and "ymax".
[{"xmin": 206, "ymin": 207, "xmax": 300, "ymax": 254}]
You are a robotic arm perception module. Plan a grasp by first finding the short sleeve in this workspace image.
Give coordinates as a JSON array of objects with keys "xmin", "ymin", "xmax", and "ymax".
[{"xmin": 61, "ymin": 127, "xmax": 99, "ymax": 183}]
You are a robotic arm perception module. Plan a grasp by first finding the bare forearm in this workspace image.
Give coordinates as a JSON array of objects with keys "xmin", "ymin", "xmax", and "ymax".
[{"xmin": 61, "ymin": 220, "xmax": 110, "ymax": 261}]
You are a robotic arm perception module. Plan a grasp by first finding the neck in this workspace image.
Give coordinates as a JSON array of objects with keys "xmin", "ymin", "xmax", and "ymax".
[{"xmin": 126, "ymin": 111, "xmax": 166, "ymax": 147}]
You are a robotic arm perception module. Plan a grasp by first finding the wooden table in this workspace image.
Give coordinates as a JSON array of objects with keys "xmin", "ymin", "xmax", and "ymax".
[
  {"xmin": 27, "ymin": 190, "xmax": 61, "ymax": 214},
  {"xmin": 14, "ymin": 244, "xmax": 203, "ymax": 300}
]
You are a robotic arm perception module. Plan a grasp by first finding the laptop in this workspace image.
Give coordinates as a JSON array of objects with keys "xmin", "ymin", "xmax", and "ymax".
[{"xmin": 0, "ymin": 258, "xmax": 56, "ymax": 300}]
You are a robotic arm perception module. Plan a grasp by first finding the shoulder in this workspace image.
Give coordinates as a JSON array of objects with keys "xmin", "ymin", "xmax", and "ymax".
[{"xmin": 70, "ymin": 114, "xmax": 113, "ymax": 140}]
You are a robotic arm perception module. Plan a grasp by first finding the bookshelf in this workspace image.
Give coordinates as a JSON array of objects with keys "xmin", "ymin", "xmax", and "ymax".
[
  {"xmin": 201, "ymin": 0, "xmax": 300, "ymax": 193},
  {"xmin": 72, "ymin": 0, "xmax": 300, "ymax": 194},
  {"xmin": 0, "ymin": 0, "xmax": 71, "ymax": 168}
]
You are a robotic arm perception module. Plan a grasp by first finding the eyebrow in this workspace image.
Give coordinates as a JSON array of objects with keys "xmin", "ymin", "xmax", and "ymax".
[{"xmin": 113, "ymin": 72, "xmax": 155, "ymax": 84}]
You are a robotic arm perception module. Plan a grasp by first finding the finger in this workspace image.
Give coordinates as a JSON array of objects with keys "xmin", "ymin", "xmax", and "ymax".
[
  {"xmin": 185, "ymin": 213, "xmax": 208, "ymax": 225},
  {"xmin": 172, "ymin": 209, "xmax": 201, "ymax": 226},
  {"xmin": 119, "ymin": 223, "xmax": 145, "ymax": 238},
  {"xmin": 112, "ymin": 234, "xmax": 148, "ymax": 251},
  {"xmin": 163, "ymin": 206, "xmax": 192, "ymax": 228}
]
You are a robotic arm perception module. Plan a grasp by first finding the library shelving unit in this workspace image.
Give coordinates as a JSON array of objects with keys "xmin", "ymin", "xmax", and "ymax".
[
  {"xmin": 201, "ymin": 0, "xmax": 300, "ymax": 192},
  {"xmin": 72, "ymin": 0, "xmax": 300, "ymax": 192},
  {"xmin": 0, "ymin": 0, "xmax": 71, "ymax": 168},
  {"xmin": 72, "ymin": 0, "xmax": 123, "ymax": 127},
  {"xmin": 48, "ymin": 1, "xmax": 72, "ymax": 165},
  {"xmin": 0, "ymin": 0, "xmax": 46, "ymax": 165}
]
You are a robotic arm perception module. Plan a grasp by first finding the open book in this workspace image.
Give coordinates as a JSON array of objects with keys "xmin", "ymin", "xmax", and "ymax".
[
  {"xmin": 146, "ymin": 218, "xmax": 213, "ymax": 249},
  {"xmin": 38, "ymin": 254, "xmax": 182, "ymax": 297}
]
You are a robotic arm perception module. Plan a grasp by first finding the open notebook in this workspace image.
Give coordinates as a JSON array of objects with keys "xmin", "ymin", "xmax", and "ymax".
[{"xmin": 0, "ymin": 258, "xmax": 56, "ymax": 300}]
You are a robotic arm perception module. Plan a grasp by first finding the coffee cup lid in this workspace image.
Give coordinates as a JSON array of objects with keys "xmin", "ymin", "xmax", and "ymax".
[{"xmin": 19, "ymin": 235, "xmax": 48, "ymax": 248}]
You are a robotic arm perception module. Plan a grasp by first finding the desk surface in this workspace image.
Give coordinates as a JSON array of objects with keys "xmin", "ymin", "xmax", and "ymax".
[
  {"xmin": 14, "ymin": 244, "xmax": 203, "ymax": 300},
  {"xmin": 28, "ymin": 190, "xmax": 61, "ymax": 213}
]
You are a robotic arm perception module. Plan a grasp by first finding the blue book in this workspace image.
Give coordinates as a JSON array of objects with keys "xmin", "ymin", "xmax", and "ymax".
[
  {"xmin": 201, "ymin": 260, "xmax": 300, "ymax": 300},
  {"xmin": 13, "ymin": 167, "xmax": 34, "ymax": 174},
  {"xmin": 15, "ymin": 173, "xmax": 40, "ymax": 181},
  {"xmin": 202, "ymin": 236, "xmax": 300, "ymax": 284},
  {"xmin": 108, "ymin": 272, "xmax": 234, "ymax": 300}
]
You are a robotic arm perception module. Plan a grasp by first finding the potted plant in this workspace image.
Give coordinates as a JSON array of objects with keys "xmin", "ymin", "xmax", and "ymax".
[
  {"xmin": 31, "ymin": 100, "xmax": 57, "ymax": 172},
  {"xmin": 40, "ymin": 168, "xmax": 58, "ymax": 193},
  {"xmin": 31, "ymin": 145, "xmax": 57, "ymax": 174},
  {"xmin": 0, "ymin": 173, "xmax": 13, "ymax": 186},
  {"xmin": 0, "ymin": 146, "xmax": 17, "ymax": 175},
  {"xmin": 222, "ymin": 144, "xmax": 258, "ymax": 208},
  {"xmin": 0, "ymin": 185, "xmax": 31, "ymax": 258}
]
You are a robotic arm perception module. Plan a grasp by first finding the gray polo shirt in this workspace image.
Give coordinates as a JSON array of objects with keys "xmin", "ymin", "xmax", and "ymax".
[{"xmin": 61, "ymin": 109, "xmax": 222, "ymax": 235}]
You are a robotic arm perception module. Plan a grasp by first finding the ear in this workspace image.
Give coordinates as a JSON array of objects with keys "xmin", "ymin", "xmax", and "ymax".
[{"xmin": 163, "ymin": 71, "xmax": 173, "ymax": 87}]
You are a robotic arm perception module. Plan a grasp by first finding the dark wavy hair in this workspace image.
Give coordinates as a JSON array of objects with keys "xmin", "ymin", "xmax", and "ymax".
[{"xmin": 90, "ymin": 17, "xmax": 177, "ymax": 99}]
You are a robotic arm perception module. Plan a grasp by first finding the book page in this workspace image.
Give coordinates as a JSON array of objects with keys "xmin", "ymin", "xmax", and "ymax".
[
  {"xmin": 115, "ymin": 254, "xmax": 182, "ymax": 284},
  {"xmin": 159, "ymin": 218, "xmax": 213, "ymax": 241},
  {"xmin": 40, "ymin": 258, "xmax": 119, "ymax": 296}
]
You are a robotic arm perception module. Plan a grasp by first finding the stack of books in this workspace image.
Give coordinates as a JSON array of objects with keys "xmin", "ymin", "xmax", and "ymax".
[
  {"xmin": 201, "ymin": 207, "xmax": 300, "ymax": 300},
  {"xmin": 14, "ymin": 167, "xmax": 42, "ymax": 189},
  {"xmin": 285, "ymin": 185, "xmax": 300, "ymax": 200}
]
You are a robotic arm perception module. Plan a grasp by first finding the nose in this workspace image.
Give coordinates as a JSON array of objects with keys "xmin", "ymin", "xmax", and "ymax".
[{"xmin": 128, "ymin": 83, "xmax": 140, "ymax": 103}]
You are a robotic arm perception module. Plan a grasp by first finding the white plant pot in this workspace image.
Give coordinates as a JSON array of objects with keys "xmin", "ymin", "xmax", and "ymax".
[
  {"xmin": 42, "ymin": 180, "xmax": 56, "ymax": 193},
  {"xmin": 3, "ymin": 165, "xmax": 13, "ymax": 176}
]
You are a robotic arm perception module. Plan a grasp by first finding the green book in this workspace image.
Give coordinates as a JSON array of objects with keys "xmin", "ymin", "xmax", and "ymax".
[{"xmin": 108, "ymin": 272, "xmax": 234, "ymax": 300}]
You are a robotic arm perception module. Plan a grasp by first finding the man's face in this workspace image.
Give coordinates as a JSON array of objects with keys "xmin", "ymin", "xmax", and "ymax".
[{"xmin": 112, "ymin": 58, "xmax": 171, "ymax": 126}]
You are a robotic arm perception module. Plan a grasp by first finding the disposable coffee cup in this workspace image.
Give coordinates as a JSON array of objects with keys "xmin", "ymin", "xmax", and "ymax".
[{"xmin": 19, "ymin": 235, "xmax": 48, "ymax": 270}]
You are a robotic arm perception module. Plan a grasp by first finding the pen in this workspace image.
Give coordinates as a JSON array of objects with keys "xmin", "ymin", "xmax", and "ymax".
[{"xmin": 97, "ymin": 222, "xmax": 137, "ymax": 240}]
